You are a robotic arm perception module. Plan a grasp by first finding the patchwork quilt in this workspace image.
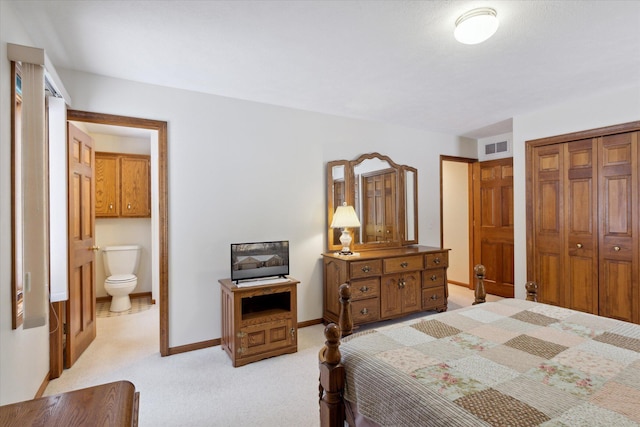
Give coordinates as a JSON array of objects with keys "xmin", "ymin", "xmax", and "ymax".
[{"xmin": 341, "ymin": 299, "xmax": 640, "ymax": 427}]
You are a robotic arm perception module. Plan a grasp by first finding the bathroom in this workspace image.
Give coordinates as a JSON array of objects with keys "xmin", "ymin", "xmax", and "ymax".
[{"xmin": 77, "ymin": 123, "xmax": 155, "ymax": 315}]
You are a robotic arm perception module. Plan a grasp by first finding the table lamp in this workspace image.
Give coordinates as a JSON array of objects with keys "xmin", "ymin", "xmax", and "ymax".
[{"xmin": 330, "ymin": 203, "xmax": 361, "ymax": 255}]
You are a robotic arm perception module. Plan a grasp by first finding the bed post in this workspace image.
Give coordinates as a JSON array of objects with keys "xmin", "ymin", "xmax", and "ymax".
[
  {"xmin": 472, "ymin": 264, "xmax": 487, "ymax": 305},
  {"xmin": 338, "ymin": 283, "xmax": 353, "ymax": 337},
  {"xmin": 319, "ymin": 323, "xmax": 345, "ymax": 427},
  {"xmin": 525, "ymin": 281, "xmax": 538, "ymax": 302}
]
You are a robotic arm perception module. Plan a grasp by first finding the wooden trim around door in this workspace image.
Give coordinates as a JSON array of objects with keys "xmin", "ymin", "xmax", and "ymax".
[{"xmin": 66, "ymin": 110, "xmax": 170, "ymax": 357}]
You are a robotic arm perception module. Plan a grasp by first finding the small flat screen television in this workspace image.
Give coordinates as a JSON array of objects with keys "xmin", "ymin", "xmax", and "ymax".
[{"xmin": 231, "ymin": 240, "xmax": 289, "ymax": 283}]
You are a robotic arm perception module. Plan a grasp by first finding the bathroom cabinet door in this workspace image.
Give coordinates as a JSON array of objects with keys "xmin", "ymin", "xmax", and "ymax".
[
  {"xmin": 120, "ymin": 156, "xmax": 150, "ymax": 217},
  {"xmin": 95, "ymin": 153, "xmax": 119, "ymax": 217}
]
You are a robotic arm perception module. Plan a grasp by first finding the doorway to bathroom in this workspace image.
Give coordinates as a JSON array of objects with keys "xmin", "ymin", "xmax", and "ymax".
[{"xmin": 50, "ymin": 110, "xmax": 169, "ymax": 376}]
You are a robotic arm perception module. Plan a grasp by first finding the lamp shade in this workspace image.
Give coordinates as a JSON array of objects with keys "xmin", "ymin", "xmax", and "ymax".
[
  {"xmin": 330, "ymin": 204, "xmax": 361, "ymax": 228},
  {"xmin": 454, "ymin": 7, "xmax": 499, "ymax": 45}
]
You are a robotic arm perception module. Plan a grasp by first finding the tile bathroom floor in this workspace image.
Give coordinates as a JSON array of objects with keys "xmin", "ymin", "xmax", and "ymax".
[{"xmin": 96, "ymin": 296, "xmax": 153, "ymax": 318}]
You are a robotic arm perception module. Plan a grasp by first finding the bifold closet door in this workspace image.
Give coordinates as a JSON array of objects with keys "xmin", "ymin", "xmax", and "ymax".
[
  {"xmin": 597, "ymin": 132, "xmax": 639, "ymax": 324},
  {"xmin": 532, "ymin": 140, "xmax": 598, "ymax": 314}
]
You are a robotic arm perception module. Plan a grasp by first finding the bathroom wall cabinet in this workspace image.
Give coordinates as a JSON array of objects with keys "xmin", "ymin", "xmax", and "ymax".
[
  {"xmin": 95, "ymin": 152, "xmax": 150, "ymax": 218},
  {"xmin": 219, "ymin": 277, "xmax": 298, "ymax": 367}
]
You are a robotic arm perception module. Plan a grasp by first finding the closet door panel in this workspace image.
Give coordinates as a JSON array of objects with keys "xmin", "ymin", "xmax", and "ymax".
[
  {"xmin": 598, "ymin": 132, "xmax": 639, "ymax": 323},
  {"xmin": 532, "ymin": 146, "xmax": 565, "ymax": 306},
  {"xmin": 566, "ymin": 139, "xmax": 598, "ymax": 314}
]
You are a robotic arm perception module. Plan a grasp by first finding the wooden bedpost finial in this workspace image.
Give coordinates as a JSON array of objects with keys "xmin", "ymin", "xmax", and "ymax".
[
  {"xmin": 473, "ymin": 264, "xmax": 486, "ymax": 305},
  {"xmin": 323, "ymin": 323, "xmax": 342, "ymax": 365},
  {"xmin": 338, "ymin": 283, "xmax": 353, "ymax": 337},
  {"xmin": 525, "ymin": 281, "xmax": 538, "ymax": 302}
]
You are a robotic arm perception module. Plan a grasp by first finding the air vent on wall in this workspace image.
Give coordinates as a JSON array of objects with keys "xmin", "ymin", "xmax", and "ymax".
[{"xmin": 484, "ymin": 141, "xmax": 508, "ymax": 155}]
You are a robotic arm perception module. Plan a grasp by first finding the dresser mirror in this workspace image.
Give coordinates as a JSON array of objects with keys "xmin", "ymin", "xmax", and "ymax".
[{"xmin": 326, "ymin": 153, "xmax": 418, "ymax": 252}]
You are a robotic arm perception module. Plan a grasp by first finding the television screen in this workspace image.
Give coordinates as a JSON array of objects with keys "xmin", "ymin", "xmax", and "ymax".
[{"xmin": 231, "ymin": 241, "xmax": 289, "ymax": 283}]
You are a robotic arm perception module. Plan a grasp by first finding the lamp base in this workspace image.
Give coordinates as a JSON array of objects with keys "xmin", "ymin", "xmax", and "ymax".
[{"xmin": 339, "ymin": 228, "xmax": 353, "ymax": 255}]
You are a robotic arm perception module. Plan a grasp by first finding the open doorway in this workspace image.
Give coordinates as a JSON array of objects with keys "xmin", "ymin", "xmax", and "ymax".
[
  {"xmin": 52, "ymin": 110, "xmax": 169, "ymax": 374},
  {"xmin": 440, "ymin": 156, "xmax": 475, "ymax": 288}
]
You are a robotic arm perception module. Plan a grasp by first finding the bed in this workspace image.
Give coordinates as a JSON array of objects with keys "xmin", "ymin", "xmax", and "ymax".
[{"xmin": 318, "ymin": 266, "xmax": 640, "ymax": 426}]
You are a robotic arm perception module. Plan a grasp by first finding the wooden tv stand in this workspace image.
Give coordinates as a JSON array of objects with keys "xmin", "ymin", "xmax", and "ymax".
[{"xmin": 219, "ymin": 277, "xmax": 299, "ymax": 367}]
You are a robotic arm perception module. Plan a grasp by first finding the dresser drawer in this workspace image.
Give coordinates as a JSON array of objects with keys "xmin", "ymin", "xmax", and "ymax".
[
  {"xmin": 350, "ymin": 259, "xmax": 382, "ymax": 279},
  {"xmin": 352, "ymin": 298, "xmax": 380, "ymax": 323},
  {"xmin": 383, "ymin": 255, "xmax": 423, "ymax": 274},
  {"xmin": 422, "ymin": 287, "xmax": 446, "ymax": 310},
  {"xmin": 425, "ymin": 252, "xmax": 448, "ymax": 269},
  {"xmin": 350, "ymin": 278, "xmax": 379, "ymax": 300},
  {"xmin": 422, "ymin": 268, "xmax": 446, "ymax": 288}
]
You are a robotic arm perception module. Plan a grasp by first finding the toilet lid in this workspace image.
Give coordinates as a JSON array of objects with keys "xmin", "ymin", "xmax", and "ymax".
[{"xmin": 106, "ymin": 274, "xmax": 136, "ymax": 283}]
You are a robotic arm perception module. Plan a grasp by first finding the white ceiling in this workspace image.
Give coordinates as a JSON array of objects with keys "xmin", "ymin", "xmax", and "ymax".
[{"xmin": 11, "ymin": 1, "xmax": 640, "ymax": 139}]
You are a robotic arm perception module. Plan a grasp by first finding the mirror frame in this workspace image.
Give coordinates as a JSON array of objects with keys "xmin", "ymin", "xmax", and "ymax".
[{"xmin": 326, "ymin": 152, "xmax": 418, "ymax": 252}]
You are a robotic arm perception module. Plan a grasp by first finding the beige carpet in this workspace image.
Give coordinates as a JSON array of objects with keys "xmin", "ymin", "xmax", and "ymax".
[{"xmin": 44, "ymin": 284, "xmax": 497, "ymax": 426}]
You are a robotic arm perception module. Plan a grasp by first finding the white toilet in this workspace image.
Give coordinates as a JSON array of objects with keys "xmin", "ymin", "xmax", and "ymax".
[{"xmin": 102, "ymin": 245, "xmax": 141, "ymax": 312}]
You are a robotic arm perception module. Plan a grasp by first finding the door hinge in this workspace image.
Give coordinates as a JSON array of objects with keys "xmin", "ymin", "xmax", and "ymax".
[
  {"xmin": 237, "ymin": 347, "xmax": 246, "ymax": 355},
  {"xmin": 237, "ymin": 331, "xmax": 246, "ymax": 338},
  {"xmin": 63, "ymin": 323, "xmax": 69, "ymax": 335}
]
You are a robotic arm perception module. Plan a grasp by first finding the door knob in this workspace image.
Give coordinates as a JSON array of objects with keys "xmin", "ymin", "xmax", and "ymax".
[{"xmin": 89, "ymin": 245, "xmax": 100, "ymax": 251}]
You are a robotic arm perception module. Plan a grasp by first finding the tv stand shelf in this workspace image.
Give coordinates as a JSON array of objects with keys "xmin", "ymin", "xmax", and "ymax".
[{"xmin": 219, "ymin": 277, "xmax": 299, "ymax": 367}]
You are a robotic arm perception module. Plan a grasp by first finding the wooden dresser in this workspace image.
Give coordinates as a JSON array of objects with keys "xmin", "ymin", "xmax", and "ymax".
[
  {"xmin": 322, "ymin": 246, "xmax": 449, "ymax": 326},
  {"xmin": 0, "ymin": 380, "xmax": 139, "ymax": 427}
]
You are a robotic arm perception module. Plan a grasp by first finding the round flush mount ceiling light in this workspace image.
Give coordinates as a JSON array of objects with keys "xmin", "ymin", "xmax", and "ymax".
[{"xmin": 454, "ymin": 7, "xmax": 499, "ymax": 45}]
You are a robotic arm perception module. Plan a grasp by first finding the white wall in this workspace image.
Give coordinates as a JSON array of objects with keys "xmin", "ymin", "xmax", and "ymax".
[
  {"xmin": 512, "ymin": 85, "xmax": 640, "ymax": 299},
  {"xmin": 57, "ymin": 68, "xmax": 477, "ymax": 348},
  {"xmin": 0, "ymin": 1, "xmax": 51, "ymax": 405}
]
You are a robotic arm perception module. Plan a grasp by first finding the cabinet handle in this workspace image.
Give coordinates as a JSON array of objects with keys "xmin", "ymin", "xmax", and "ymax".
[
  {"xmin": 359, "ymin": 286, "xmax": 369, "ymax": 293},
  {"xmin": 127, "ymin": 203, "xmax": 132, "ymax": 210},
  {"xmin": 400, "ymin": 262, "xmax": 408, "ymax": 268},
  {"xmin": 398, "ymin": 279, "xmax": 406, "ymax": 289},
  {"xmin": 361, "ymin": 266, "xmax": 370, "ymax": 273},
  {"xmin": 109, "ymin": 203, "xmax": 113, "ymax": 210},
  {"xmin": 430, "ymin": 275, "xmax": 437, "ymax": 281},
  {"xmin": 360, "ymin": 307, "xmax": 369, "ymax": 315},
  {"xmin": 576, "ymin": 243, "xmax": 583, "ymax": 249},
  {"xmin": 431, "ymin": 294, "xmax": 439, "ymax": 300},
  {"xmin": 614, "ymin": 246, "xmax": 621, "ymax": 252},
  {"xmin": 290, "ymin": 328, "xmax": 296, "ymax": 340},
  {"xmin": 433, "ymin": 258, "xmax": 441, "ymax": 265}
]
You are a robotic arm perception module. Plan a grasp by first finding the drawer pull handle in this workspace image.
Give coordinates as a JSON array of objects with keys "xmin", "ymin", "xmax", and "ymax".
[
  {"xmin": 433, "ymin": 258, "xmax": 441, "ymax": 265},
  {"xmin": 576, "ymin": 243, "xmax": 583, "ymax": 249},
  {"xmin": 360, "ymin": 308, "xmax": 369, "ymax": 315},
  {"xmin": 431, "ymin": 294, "xmax": 439, "ymax": 300},
  {"xmin": 400, "ymin": 262, "xmax": 409, "ymax": 268},
  {"xmin": 361, "ymin": 266, "xmax": 371, "ymax": 273},
  {"xmin": 614, "ymin": 246, "xmax": 621, "ymax": 252},
  {"xmin": 430, "ymin": 275, "xmax": 437, "ymax": 281},
  {"xmin": 359, "ymin": 286, "xmax": 369, "ymax": 293}
]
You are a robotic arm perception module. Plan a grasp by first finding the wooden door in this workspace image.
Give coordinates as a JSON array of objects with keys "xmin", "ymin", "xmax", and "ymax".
[
  {"xmin": 121, "ymin": 156, "xmax": 150, "ymax": 217},
  {"xmin": 530, "ymin": 145, "xmax": 564, "ymax": 305},
  {"xmin": 472, "ymin": 158, "xmax": 514, "ymax": 297},
  {"xmin": 565, "ymin": 139, "xmax": 598, "ymax": 313},
  {"xmin": 66, "ymin": 123, "xmax": 97, "ymax": 368},
  {"xmin": 598, "ymin": 132, "xmax": 639, "ymax": 323}
]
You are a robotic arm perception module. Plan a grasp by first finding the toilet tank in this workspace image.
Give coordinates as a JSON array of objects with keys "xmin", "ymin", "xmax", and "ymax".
[{"xmin": 102, "ymin": 245, "xmax": 141, "ymax": 276}]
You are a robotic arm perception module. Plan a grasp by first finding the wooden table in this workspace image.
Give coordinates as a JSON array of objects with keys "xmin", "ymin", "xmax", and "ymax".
[{"xmin": 0, "ymin": 380, "xmax": 139, "ymax": 426}]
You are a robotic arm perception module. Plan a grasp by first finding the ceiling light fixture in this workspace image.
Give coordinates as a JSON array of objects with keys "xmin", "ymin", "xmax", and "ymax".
[{"xmin": 454, "ymin": 7, "xmax": 499, "ymax": 45}]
